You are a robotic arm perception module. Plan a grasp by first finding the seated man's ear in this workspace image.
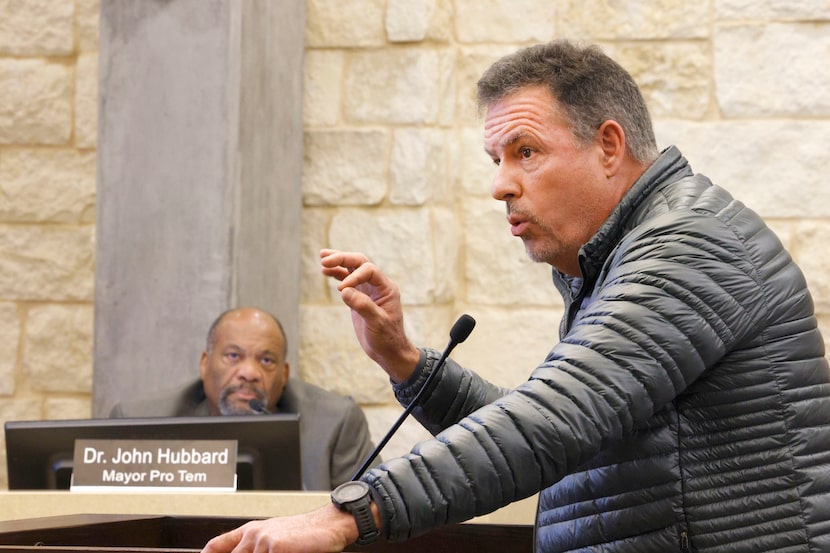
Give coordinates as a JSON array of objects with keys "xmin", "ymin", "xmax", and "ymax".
[{"xmin": 199, "ymin": 351, "xmax": 209, "ymax": 379}]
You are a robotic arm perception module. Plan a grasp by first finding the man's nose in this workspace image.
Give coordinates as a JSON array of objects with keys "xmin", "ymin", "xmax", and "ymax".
[
  {"xmin": 491, "ymin": 164, "xmax": 521, "ymax": 201},
  {"xmin": 235, "ymin": 358, "xmax": 261, "ymax": 381}
]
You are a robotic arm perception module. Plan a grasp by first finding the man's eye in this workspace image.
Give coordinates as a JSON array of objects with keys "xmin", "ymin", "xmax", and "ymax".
[
  {"xmin": 226, "ymin": 352, "xmax": 240, "ymax": 361},
  {"xmin": 261, "ymin": 357, "xmax": 273, "ymax": 365},
  {"xmin": 520, "ymin": 147, "xmax": 532, "ymax": 158},
  {"xmin": 492, "ymin": 158, "xmax": 501, "ymax": 166}
]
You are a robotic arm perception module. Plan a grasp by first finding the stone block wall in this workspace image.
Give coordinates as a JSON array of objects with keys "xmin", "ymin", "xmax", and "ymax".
[
  {"xmin": 2, "ymin": 0, "xmax": 830, "ymax": 487},
  {"xmin": 0, "ymin": 0, "xmax": 99, "ymax": 487}
]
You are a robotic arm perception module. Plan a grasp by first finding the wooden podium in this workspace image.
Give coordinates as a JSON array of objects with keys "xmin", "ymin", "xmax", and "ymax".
[
  {"xmin": 0, "ymin": 492, "xmax": 536, "ymax": 552},
  {"xmin": 0, "ymin": 513, "xmax": 532, "ymax": 552}
]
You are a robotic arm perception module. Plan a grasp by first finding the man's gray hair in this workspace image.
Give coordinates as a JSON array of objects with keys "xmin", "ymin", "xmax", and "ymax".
[{"xmin": 477, "ymin": 40, "xmax": 659, "ymax": 164}]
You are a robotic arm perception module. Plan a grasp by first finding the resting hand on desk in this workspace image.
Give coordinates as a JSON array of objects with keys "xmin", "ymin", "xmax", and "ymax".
[
  {"xmin": 320, "ymin": 249, "xmax": 421, "ymax": 383},
  {"xmin": 201, "ymin": 503, "xmax": 356, "ymax": 553}
]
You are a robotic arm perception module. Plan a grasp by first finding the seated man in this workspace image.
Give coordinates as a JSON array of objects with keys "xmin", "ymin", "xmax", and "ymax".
[{"xmin": 110, "ymin": 306, "xmax": 376, "ymax": 490}]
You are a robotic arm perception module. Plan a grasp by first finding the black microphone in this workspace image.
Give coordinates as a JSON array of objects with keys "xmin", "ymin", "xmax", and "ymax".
[
  {"xmin": 351, "ymin": 314, "xmax": 476, "ymax": 480},
  {"xmin": 248, "ymin": 398, "xmax": 270, "ymax": 414}
]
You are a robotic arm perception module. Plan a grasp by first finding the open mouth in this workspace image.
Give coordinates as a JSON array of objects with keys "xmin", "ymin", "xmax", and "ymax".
[{"xmin": 508, "ymin": 213, "xmax": 529, "ymax": 236}]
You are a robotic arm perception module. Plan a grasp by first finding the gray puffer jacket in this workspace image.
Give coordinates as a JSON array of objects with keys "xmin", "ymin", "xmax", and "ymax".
[{"xmin": 362, "ymin": 146, "xmax": 830, "ymax": 552}]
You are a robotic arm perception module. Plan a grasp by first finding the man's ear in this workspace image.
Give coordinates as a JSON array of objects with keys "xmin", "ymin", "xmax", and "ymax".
[
  {"xmin": 597, "ymin": 119, "xmax": 626, "ymax": 177},
  {"xmin": 199, "ymin": 351, "xmax": 209, "ymax": 380},
  {"xmin": 283, "ymin": 362, "xmax": 290, "ymax": 381}
]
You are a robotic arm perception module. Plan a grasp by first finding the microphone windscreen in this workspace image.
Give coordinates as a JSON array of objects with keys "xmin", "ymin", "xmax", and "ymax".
[
  {"xmin": 248, "ymin": 399, "xmax": 269, "ymax": 414},
  {"xmin": 449, "ymin": 314, "xmax": 476, "ymax": 344}
]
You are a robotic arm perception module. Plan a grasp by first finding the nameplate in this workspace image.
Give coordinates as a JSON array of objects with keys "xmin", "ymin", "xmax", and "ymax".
[{"xmin": 70, "ymin": 439, "xmax": 238, "ymax": 492}]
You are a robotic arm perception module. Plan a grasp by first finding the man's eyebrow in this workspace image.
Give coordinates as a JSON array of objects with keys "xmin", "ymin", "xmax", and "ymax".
[{"xmin": 484, "ymin": 131, "xmax": 531, "ymax": 157}]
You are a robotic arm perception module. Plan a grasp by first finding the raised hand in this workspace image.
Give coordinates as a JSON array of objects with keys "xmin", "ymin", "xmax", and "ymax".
[{"xmin": 320, "ymin": 249, "xmax": 421, "ymax": 382}]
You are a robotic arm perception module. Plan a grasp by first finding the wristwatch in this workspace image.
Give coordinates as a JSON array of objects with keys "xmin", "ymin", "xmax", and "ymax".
[{"xmin": 330, "ymin": 480, "xmax": 379, "ymax": 545}]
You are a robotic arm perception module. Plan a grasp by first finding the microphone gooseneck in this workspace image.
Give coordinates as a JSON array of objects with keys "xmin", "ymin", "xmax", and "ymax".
[{"xmin": 351, "ymin": 314, "xmax": 476, "ymax": 480}]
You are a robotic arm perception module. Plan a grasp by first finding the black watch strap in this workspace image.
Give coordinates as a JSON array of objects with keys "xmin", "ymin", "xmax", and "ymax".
[
  {"xmin": 350, "ymin": 498, "xmax": 379, "ymax": 545},
  {"xmin": 331, "ymin": 481, "xmax": 379, "ymax": 545}
]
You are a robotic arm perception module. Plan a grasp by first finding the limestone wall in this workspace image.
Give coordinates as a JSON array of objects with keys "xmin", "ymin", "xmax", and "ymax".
[
  {"xmin": 2, "ymin": 0, "xmax": 829, "ymax": 487},
  {"xmin": 0, "ymin": 0, "xmax": 99, "ymax": 487}
]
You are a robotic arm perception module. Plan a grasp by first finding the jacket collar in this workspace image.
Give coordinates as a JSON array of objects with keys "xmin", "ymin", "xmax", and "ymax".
[{"xmin": 553, "ymin": 145, "xmax": 693, "ymax": 296}]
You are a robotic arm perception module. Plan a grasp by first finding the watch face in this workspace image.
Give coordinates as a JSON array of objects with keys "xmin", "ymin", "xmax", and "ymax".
[{"xmin": 335, "ymin": 481, "xmax": 368, "ymax": 502}]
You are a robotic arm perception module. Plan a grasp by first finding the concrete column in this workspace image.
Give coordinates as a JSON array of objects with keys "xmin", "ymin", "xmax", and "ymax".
[{"xmin": 93, "ymin": 0, "xmax": 304, "ymax": 416}]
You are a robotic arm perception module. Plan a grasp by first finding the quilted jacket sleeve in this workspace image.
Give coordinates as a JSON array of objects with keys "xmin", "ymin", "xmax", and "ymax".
[{"xmin": 363, "ymin": 202, "xmax": 783, "ymax": 543}]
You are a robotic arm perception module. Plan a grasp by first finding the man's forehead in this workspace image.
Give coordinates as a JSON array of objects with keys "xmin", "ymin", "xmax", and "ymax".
[
  {"xmin": 484, "ymin": 93, "xmax": 569, "ymax": 147},
  {"xmin": 215, "ymin": 319, "xmax": 282, "ymax": 344},
  {"xmin": 216, "ymin": 320, "xmax": 281, "ymax": 339},
  {"xmin": 218, "ymin": 310, "xmax": 278, "ymax": 332}
]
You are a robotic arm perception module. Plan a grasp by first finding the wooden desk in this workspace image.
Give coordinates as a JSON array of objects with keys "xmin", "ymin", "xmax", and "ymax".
[
  {"xmin": 0, "ymin": 491, "xmax": 537, "ymax": 552},
  {"xmin": 0, "ymin": 490, "xmax": 536, "ymax": 524},
  {"xmin": 0, "ymin": 513, "xmax": 533, "ymax": 552}
]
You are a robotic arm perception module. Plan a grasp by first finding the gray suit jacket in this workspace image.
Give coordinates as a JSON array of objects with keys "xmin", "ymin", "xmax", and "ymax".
[{"xmin": 109, "ymin": 378, "xmax": 376, "ymax": 490}]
